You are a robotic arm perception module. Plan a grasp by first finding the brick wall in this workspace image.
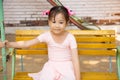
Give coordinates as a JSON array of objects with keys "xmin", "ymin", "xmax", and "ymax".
[{"xmin": 3, "ymin": 0, "xmax": 120, "ymax": 27}]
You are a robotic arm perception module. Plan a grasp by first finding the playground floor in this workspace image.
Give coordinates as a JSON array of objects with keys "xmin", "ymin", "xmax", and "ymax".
[{"xmin": 0, "ymin": 33, "xmax": 120, "ymax": 80}]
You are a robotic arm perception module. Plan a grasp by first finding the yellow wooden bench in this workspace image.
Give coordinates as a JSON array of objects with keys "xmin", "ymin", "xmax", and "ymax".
[{"xmin": 11, "ymin": 30, "xmax": 120, "ymax": 80}]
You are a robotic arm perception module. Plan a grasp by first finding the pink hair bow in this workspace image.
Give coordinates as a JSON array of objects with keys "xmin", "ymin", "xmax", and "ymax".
[
  {"xmin": 67, "ymin": 9, "xmax": 75, "ymax": 16},
  {"xmin": 42, "ymin": 7, "xmax": 75, "ymax": 16},
  {"xmin": 42, "ymin": 10, "xmax": 50, "ymax": 15}
]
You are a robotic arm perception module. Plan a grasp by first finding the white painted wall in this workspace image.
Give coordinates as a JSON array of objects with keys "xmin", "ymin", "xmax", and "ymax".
[{"xmin": 3, "ymin": 0, "xmax": 120, "ymax": 25}]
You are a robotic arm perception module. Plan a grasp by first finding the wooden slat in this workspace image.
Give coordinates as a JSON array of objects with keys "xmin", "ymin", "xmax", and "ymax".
[
  {"xmin": 15, "ymin": 42, "xmax": 116, "ymax": 49},
  {"xmin": 81, "ymin": 72, "xmax": 118, "ymax": 80},
  {"xmin": 76, "ymin": 37, "xmax": 115, "ymax": 42},
  {"xmin": 16, "ymin": 30, "xmax": 115, "ymax": 36},
  {"xmin": 78, "ymin": 50, "xmax": 116, "ymax": 56},
  {"xmin": 16, "ymin": 37, "xmax": 36, "ymax": 41},
  {"xmin": 16, "ymin": 30, "xmax": 46, "ymax": 36},
  {"xmin": 14, "ymin": 78, "xmax": 32, "ymax": 80},
  {"xmin": 78, "ymin": 44, "xmax": 116, "ymax": 48},
  {"xmin": 14, "ymin": 72, "xmax": 118, "ymax": 80},
  {"xmin": 69, "ymin": 30, "xmax": 115, "ymax": 35},
  {"xmin": 16, "ymin": 49, "xmax": 116, "ymax": 56},
  {"xmin": 16, "ymin": 50, "xmax": 48, "ymax": 55},
  {"xmin": 16, "ymin": 36, "xmax": 116, "ymax": 42},
  {"xmin": 14, "ymin": 72, "xmax": 32, "ymax": 80}
]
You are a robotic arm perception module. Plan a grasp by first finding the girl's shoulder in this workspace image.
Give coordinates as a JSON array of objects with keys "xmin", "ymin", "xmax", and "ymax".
[
  {"xmin": 37, "ymin": 31, "xmax": 50, "ymax": 42},
  {"xmin": 37, "ymin": 31, "xmax": 50, "ymax": 39},
  {"xmin": 66, "ymin": 31, "xmax": 76, "ymax": 41},
  {"xmin": 67, "ymin": 31, "xmax": 74, "ymax": 37}
]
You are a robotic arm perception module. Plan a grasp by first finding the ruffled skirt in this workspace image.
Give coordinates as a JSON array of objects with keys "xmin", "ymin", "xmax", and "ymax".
[{"xmin": 28, "ymin": 60, "xmax": 75, "ymax": 80}]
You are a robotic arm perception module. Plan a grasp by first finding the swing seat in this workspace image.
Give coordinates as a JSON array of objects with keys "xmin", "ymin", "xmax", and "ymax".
[{"xmin": 11, "ymin": 30, "xmax": 120, "ymax": 80}]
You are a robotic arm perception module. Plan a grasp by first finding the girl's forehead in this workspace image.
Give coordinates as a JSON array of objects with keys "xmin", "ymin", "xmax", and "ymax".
[{"xmin": 52, "ymin": 13, "xmax": 65, "ymax": 20}]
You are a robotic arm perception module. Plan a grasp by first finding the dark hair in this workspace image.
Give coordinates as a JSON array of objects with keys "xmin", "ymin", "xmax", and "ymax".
[{"xmin": 48, "ymin": 6, "xmax": 69, "ymax": 23}]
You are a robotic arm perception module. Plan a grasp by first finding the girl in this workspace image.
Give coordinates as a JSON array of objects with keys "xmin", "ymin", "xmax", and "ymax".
[{"xmin": 5, "ymin": 6, "xmax": 81, "ymax": 80}]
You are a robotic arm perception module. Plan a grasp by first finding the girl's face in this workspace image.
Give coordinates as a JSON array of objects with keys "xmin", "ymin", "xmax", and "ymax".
[{"xmin": 48, "ymin": 13, "xmax": 68, "ymax": 35}]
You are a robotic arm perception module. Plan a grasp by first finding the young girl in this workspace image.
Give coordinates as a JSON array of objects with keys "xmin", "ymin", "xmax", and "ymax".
[{"xmin": 5, "ymin": 6, "xmax": 81, "ymax": 80}]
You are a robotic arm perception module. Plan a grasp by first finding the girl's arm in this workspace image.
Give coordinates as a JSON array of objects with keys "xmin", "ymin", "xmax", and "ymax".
[
  {"xmin": 71, "ymin": 48, "xmax": 81, "ymax": 80},
  {"xmin": 6, "ymin": 38, "xmax": 40, "ymax": 48}
]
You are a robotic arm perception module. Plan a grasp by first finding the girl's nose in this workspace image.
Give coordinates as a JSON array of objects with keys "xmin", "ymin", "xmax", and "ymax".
[{"xmin": 55, "ymin": 23, "xmax": 59, "ymax": 28}]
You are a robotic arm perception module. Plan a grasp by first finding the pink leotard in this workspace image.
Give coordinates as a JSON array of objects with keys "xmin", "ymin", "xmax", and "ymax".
[{"xmin": 28, "ymin": 31, "xmax": 77, "ymax": 80}]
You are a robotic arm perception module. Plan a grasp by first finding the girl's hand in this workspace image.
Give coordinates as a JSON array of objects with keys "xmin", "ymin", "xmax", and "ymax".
[
  {"xmin": 4, "ymin": 40, "xmax": 9, "ymax": 47},
  {"xmin": 0, "ymin": 40, "xmax": 7, "ymax": 48}
]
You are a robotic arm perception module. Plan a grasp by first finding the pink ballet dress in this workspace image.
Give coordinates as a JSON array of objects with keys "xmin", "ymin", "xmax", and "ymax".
[{"xmin": 28, "ymin": 31, "xmax": 77, "ymax": 80}]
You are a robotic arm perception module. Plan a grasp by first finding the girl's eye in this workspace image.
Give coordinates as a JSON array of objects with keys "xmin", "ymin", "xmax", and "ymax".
[
  {"xmin": 52, "ymin": 21, "xmax": 56, "ymax": 23},
  {"xmin": 60, "ymin": 22, "xmax": 64, "ymax": 24}
]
